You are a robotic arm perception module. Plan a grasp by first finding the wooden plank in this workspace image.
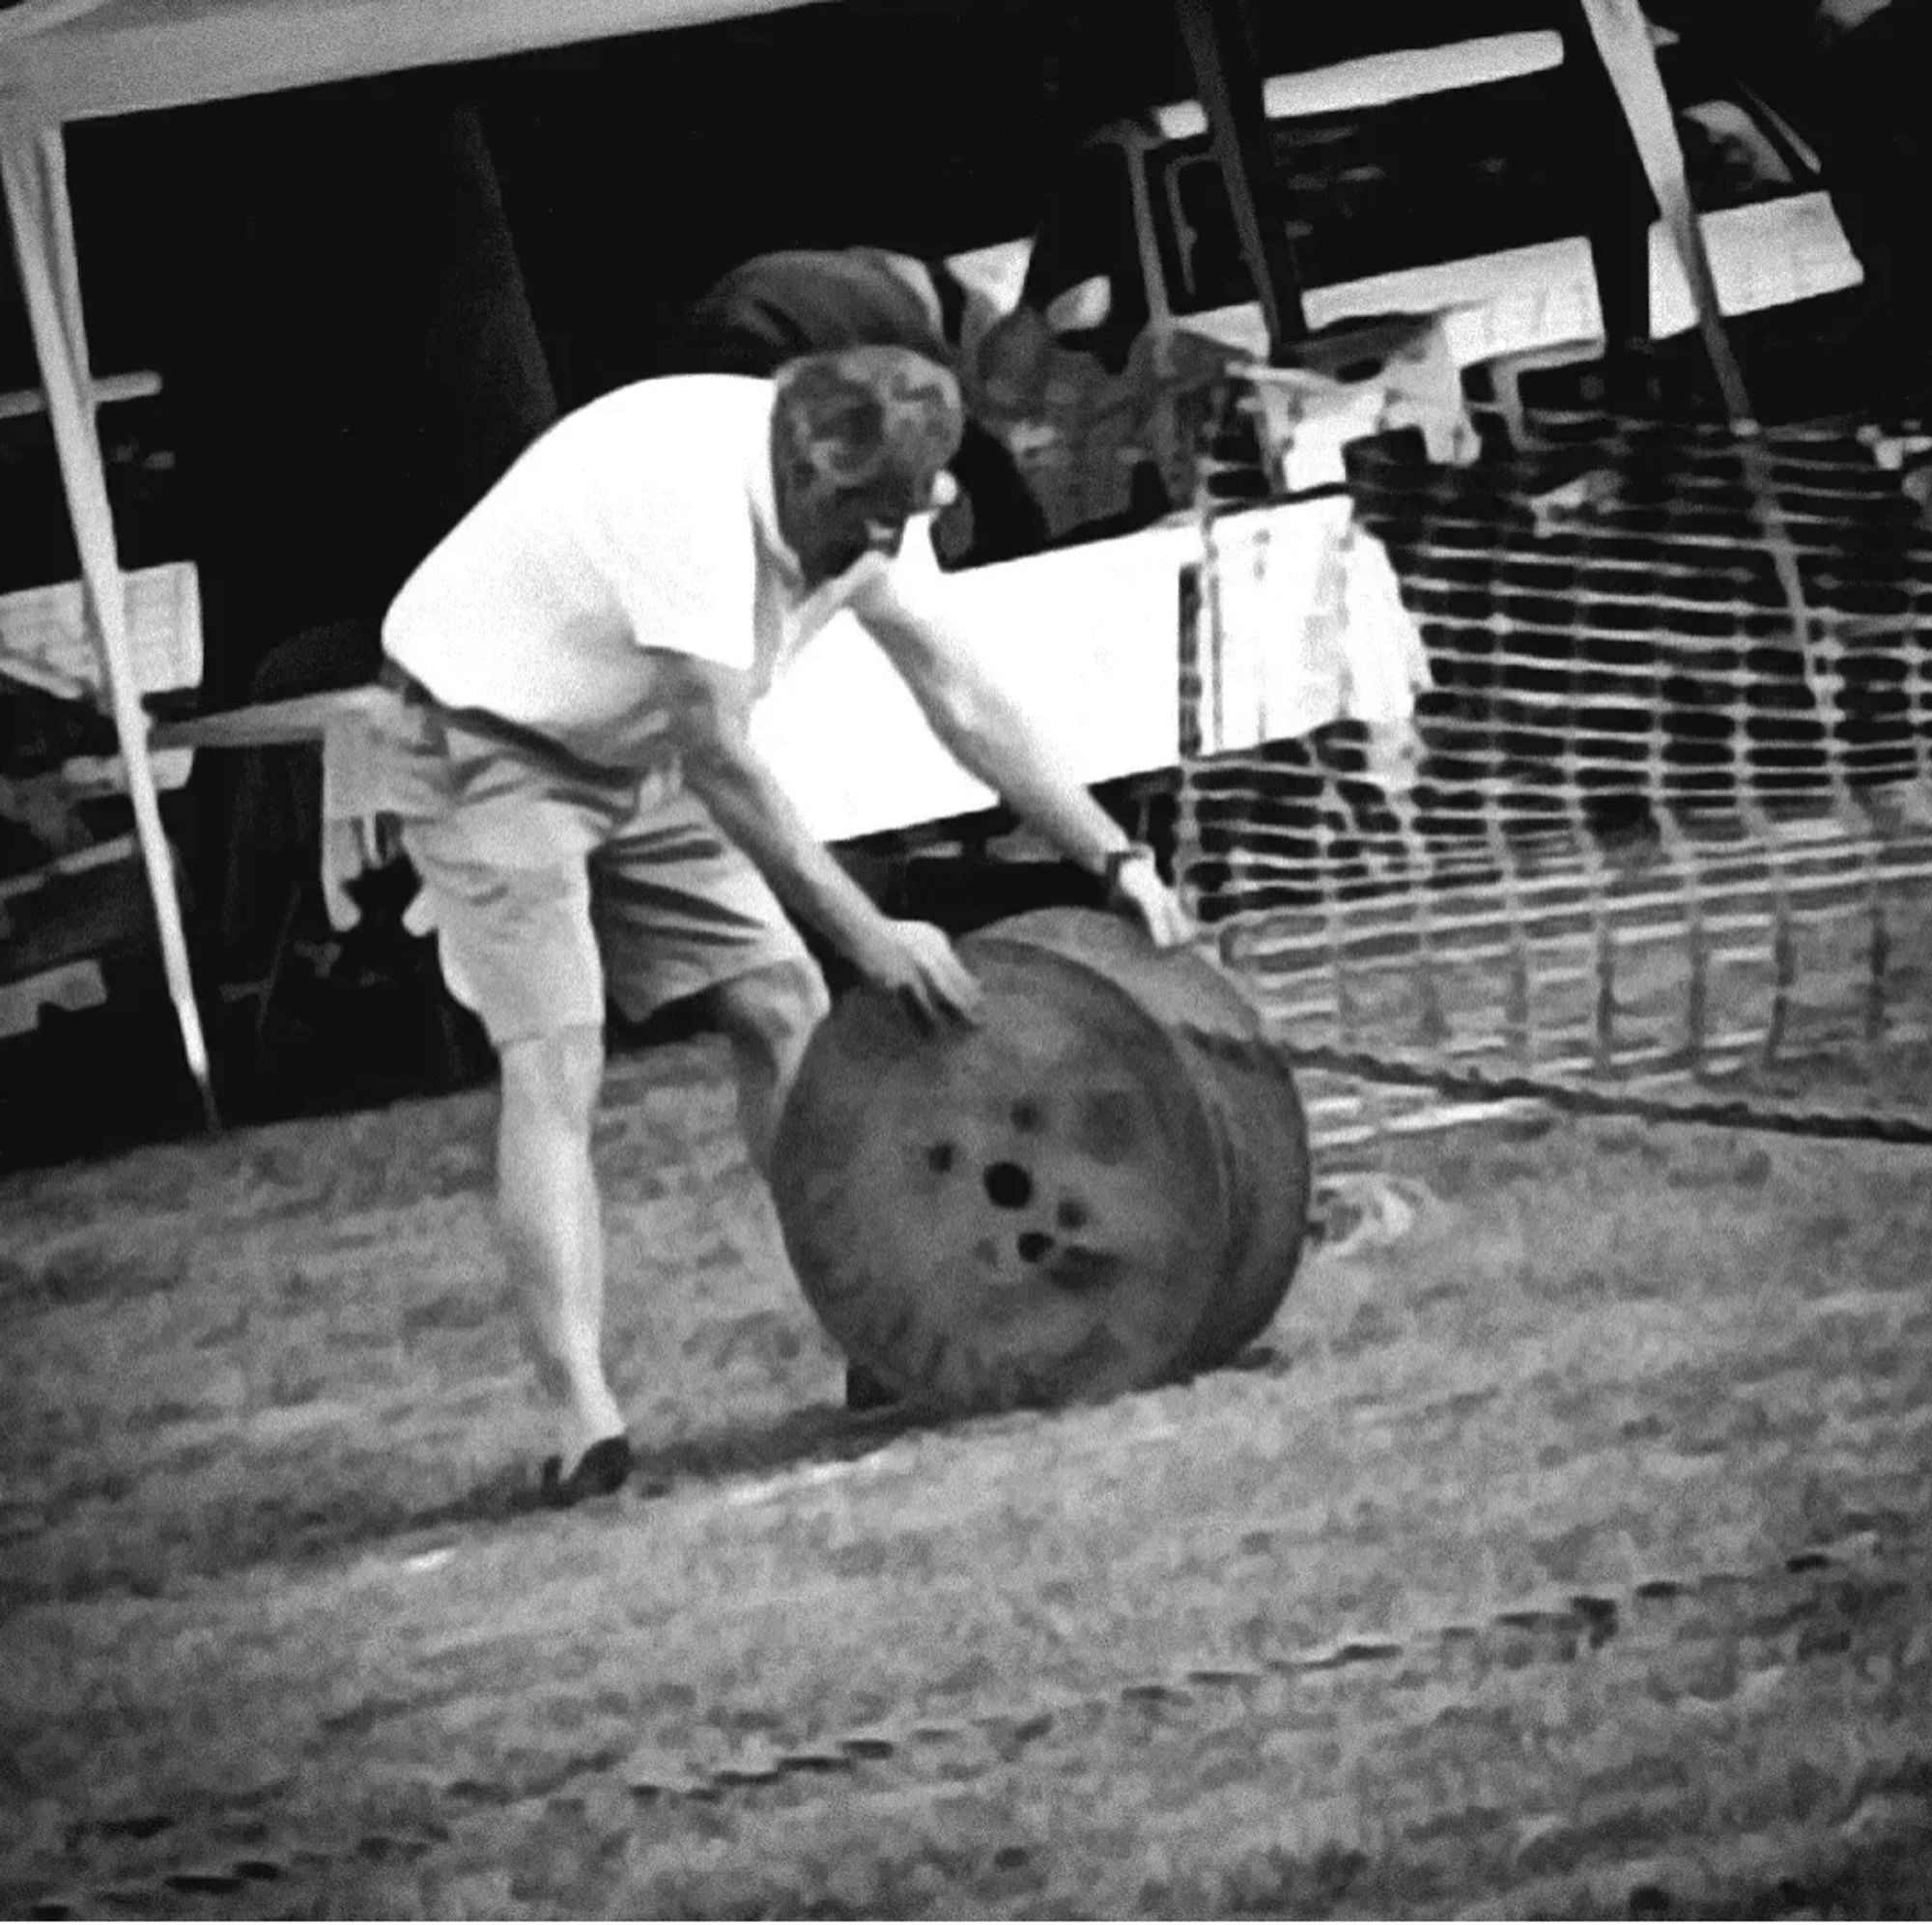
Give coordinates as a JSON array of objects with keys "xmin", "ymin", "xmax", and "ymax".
[
  {"xmin": 0, "ymin": 559, "xmax": 203, "ymax": 698},
  {"xmin": 0, "ymin": 0, "xmax": 839, "ymax": 125},
  {"xmin": 59, "ymin": 748, "xmax": 198, "ymax": 794},
  {"xmin": 0, "ymin": 369, "xmax": 160, "ymax": 419},
  {"xmin": 0, "ymin": 960, "xmax": 107, "ymax": 1040},
  {"xmin": 150, "ymin": 684, "xmax": 386, "ymax": 751},
  {"xmin": 0, "ymin": 830, "xmax": 136, "ymax": 905},
  {"xmin": 1151, "ymin": 31, "xmax": 1567, "ymax": 139}
]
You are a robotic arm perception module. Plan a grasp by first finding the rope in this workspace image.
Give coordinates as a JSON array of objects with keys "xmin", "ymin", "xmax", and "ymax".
[
  {"xmin": 1163, "ymin": 1004, "xmax": 1932, "ymax": 1146},
  {"xmin": 1276, "ymin": 1037, "xmax": 1932, "ymax": 1146}
]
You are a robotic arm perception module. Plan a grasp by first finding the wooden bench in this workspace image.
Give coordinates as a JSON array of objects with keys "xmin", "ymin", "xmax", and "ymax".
[{"xmin": 0, "ymin": 556, "xmax": 202, "ymax": 1037}]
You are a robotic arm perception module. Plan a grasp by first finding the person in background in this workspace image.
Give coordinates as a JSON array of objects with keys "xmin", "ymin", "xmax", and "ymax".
[{"xmin": 676, "ymin": 247, "xmax": 1049, "ymax": 564}]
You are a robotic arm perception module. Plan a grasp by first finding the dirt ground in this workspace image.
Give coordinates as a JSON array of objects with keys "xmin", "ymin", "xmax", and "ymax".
[{"xmin": 2, "ymin": 1033, "xmax": 1931, "ymax": 1920}]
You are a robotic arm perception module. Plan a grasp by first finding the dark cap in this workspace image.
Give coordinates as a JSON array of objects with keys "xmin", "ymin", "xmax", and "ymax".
[{"xmin": 771, "ymin": 346, "xmax": 965, "ymax": 508}]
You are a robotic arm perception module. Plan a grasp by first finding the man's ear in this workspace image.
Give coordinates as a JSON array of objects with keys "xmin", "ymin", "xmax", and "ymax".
[{"xmin": 771, "ymin": 438, "xmax": 835, "ymax": 548}]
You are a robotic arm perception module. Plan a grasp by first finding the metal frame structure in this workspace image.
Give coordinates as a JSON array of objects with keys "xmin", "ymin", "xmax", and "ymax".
[
  {"xmin": 0, "ymin": 0, "xmax": 844, "ymax": 1123},
  {"xmin": 0, "ymin": 0, "xmax": 1728, "ymax": 1126}
]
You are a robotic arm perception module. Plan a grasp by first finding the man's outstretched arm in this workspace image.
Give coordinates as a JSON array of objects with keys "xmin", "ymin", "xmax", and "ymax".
[
  {"xmin": 852, "ymin": 576, "xmax": 1196, "ymax": 948},
  {"xmin": 648, "ymin": 647, "xmax": 981, "ymax": 1029}
]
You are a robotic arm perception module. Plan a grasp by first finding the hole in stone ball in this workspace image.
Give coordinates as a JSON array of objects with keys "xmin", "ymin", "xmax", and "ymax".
[
  {"xmin": 1010, "ymin": 1099, "xmax": 1042, "ymax": 1132},
  {"xmin": 1056, "ymin": 1197, "xmax": 1090, "ymax": 1231},
  {"xmin": 1017, "ymin": 1231, "xmax": 1053, "ymax": 1263},
  {"xmin": 983, "ymin": 1161, "xmax": 1034, "ymax": 1209},
  {"xmin": 926, "ymin": 1142, "xmax": 956, "ymax": 1175}
]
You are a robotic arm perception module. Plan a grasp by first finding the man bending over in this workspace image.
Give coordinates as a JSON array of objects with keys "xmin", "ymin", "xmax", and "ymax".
[{"xmin": 345, "ymin": 346, "xmax": 1192, "ymax": 1503}]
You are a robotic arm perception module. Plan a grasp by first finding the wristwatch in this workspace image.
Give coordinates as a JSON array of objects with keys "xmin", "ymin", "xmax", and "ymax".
[{"xmin": 1100, "ymin": 842, "xmax": 1159, "ymax": 895}]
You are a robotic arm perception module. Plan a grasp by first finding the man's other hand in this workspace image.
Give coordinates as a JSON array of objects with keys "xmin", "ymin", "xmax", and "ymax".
[
  {"xmin": 854, "ymin": 919, "xmax": 983, "ymax": 1032},
  {"xmin": 1112, "ymin": 857, "xmax": 1197, "ymax": 951}
]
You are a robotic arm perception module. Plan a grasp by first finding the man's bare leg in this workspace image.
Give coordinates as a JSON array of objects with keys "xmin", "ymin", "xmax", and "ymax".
[
  {"xmin": 496, "ymin": 1024, "xmax": 628, "ymax": 1464},
  {"xmin": 708, "ymin": 956, "xmax": 832, "ymax": 1178},
  {"xmin": 706, "ymin": 957, "xmax": 902, "ymax": 1409}
]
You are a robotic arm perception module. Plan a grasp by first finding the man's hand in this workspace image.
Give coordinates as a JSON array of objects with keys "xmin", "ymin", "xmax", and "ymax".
[
  {"xmin": 852, "ymin": 918, "xmax": 983, "ymax": 1032},
  {"xmin": 1111, "ymin": 853, "xmax": 1197, "ymax": 951}
]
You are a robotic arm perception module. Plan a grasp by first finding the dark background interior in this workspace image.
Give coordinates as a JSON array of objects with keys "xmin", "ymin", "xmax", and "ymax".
[
  {"xmin": 0, "ymin": 0, "xmax": 1915, "ymax": 1160},
  {"xmin": 0, "ymin": 0, "xmax": 1862, "ymax": 689}
]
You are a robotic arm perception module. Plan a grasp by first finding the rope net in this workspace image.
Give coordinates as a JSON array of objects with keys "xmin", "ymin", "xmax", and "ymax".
[{"xmin": 1176, "ymin": 383, "xmax": 1932, "ymax": 1150}]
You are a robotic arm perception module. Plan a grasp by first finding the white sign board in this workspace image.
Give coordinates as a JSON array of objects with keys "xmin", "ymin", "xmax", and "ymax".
[{"xmin": 753, "ymin": 497, "xmax": 1429, "ymax": 842}]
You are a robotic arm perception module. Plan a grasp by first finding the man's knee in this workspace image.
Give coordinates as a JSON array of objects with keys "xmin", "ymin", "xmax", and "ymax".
[
  {"xmin": 710, "ymin": 957, "xmax": 831, "ymax": 1062},
  {"xmin": 498, "ymin": 1024, "xmax": 606, "ymax": 1133}
]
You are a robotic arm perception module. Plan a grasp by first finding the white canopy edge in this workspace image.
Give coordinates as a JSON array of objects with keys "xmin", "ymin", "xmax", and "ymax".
[
  {"xmin": 0, "ymin": 0, "xmax": 839, "ymax": 127},
  {"xmin": 1152, "ymin": 31, "xmax": 1568, "ymax": 142}
]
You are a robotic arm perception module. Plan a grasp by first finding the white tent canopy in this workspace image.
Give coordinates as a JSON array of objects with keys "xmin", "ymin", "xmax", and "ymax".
[
  {"xmin": 0, "ymin": 0, "xmax": 840, "ymax": 1124},
  {"xmin": 0, "ymin": 0, "xmax": 839, "ymax": 120}
]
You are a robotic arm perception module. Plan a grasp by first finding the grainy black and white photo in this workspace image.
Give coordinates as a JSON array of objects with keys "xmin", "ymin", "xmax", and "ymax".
[{"xmin": 2, "ymin": 0, "xmax": 1929, "ymax": 1915}]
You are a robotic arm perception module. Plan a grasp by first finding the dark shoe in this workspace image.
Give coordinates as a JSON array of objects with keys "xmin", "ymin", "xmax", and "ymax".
[
  {"xmin": 844, "ymin": 1362, "xmax": 901, "ymax": 1414},
  {"xmin": 538, "ymin": 1434, "xmax": 634, "ymax": 1509}
]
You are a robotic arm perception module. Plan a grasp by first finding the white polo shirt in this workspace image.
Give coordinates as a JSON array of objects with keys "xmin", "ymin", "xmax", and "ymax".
[{"xmin": 383, "ymin": 374, "xmax": 927, "ymax": 769}]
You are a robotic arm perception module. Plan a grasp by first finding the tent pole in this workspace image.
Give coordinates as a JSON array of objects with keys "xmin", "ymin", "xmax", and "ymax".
[
  {"xmin": 2, "ymin": 126, "xmax": 220, "ymax": 1130},
  {"xmin": 1572, "ymin": 0, "xmax": 1825, "ymax": 711},
  {"xmin": 1173, "ymin": 0, "xmax": 1307, "ymax": 362},
  {"xmin": 1573, "ymin": 0, "xmax": 1754, "ymax": 429}
]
